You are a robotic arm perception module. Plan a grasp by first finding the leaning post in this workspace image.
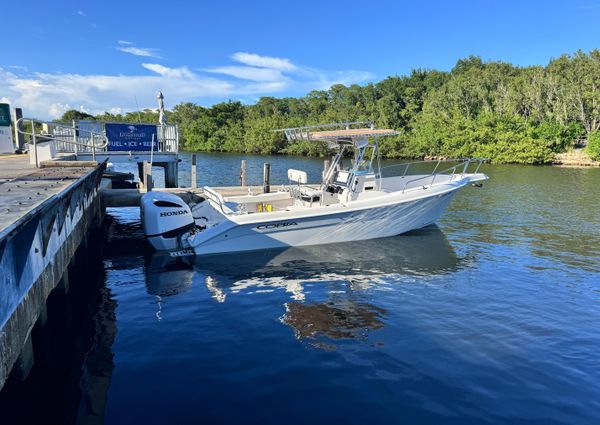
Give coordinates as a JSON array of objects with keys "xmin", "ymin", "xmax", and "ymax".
[{"xmin": 263, "ymin": 162, "xmax": 270, "ymax": 193}]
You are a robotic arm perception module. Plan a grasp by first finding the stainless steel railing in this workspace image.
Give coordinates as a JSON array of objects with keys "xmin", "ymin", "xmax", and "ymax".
[
  {"xmin": 17, "ymin": 119, "xmax": 180, "ymax": 168},
  {"xmin": 392, "ymin": 158, "xmax": 487, "ymax": 193},
  {"xmin": 382, "ymin": 158, "xmax": 488, "ymax": 193},
  {"xmin": 16, "ymin": 117, "xmax": 109, "ymax": 167}
]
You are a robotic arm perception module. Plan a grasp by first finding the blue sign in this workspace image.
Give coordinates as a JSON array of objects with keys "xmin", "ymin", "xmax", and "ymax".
[{"xmin": 106, "ymin": 123, "xmax": 158, "ymax": 151}]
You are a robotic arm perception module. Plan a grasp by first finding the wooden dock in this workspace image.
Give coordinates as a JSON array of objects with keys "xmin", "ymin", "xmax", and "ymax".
[
  {"xmin": 0, "ymin": 155, "xmax": 99, "ymax": 232},
  {"xmin": 0, "ymin": 154, "xmax": 105, "ymax": 389}
]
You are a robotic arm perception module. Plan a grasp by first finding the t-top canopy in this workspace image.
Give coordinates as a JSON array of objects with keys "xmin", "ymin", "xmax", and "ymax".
[
  {"xmin": 307, "ymin": 128, "xmax": 399, "ymax": 141},
  {"xmin": 279, "ymin": 122, "xmax": 399, "ymax": 145}
]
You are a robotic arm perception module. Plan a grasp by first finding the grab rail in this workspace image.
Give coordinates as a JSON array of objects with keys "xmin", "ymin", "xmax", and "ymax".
[
  {"xmin": 381, "ymin": 159, "xmax": 442, "ymax": 177},
  {"xmin": 16, "ymin": 117, "xmax": 108, "ymax": 167},
  {"xmin": 398, "ymin": 158, "xmax": 488, "ymax": 193}
]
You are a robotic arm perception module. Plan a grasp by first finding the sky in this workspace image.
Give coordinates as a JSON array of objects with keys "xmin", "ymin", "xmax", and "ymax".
[{"xmin": 1, "ymin": 0, "xmax": 599, "ymax": 119}]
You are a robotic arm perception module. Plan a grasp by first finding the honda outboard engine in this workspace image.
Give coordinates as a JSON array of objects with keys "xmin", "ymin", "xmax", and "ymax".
[{"xmin": 141, "ymin": 192, "xmax": 195, "ymax": 251}]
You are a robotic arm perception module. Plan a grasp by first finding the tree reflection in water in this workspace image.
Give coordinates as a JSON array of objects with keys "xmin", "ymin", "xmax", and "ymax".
[{"xmin": 282, "ymin": 301, "xmax": 386, "ymax": 344}]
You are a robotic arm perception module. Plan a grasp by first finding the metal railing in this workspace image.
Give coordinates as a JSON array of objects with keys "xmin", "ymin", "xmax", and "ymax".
[
  {"xmin": 402, "ymin": 158, "xmax": 487, "ymax": 193},
  {"xmin": 17, "ymin": 119, "xmax": 179, "ymax": 167},
  {"xmin": 388, "ymin": 158, "xmax": 487, "ymax": 193},
  {"xmin": 55, "ymin": 122, "xmax": 179, "ymax": 154},
  {"xmin": 16, "ymin": 118, "xmax": 109, "ymax": 167}
]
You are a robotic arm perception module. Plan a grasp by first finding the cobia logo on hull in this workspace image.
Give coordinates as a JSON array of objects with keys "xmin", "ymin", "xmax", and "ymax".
[
  {"xmin": 256, "ymin": 221, "xmax": 298, "ymax": 230},
  {"xmin": 160, "ymin": 210, "xmax": 189, "ymax": 217}
]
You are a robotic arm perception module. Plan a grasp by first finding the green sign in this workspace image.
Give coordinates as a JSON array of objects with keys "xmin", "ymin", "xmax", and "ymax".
[{"xmin": 0, "ymin": 103, "xmax": 10, "ymax": 127}]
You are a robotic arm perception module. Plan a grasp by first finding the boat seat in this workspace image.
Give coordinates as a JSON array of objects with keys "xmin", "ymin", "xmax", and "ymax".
[{"xmin": 299, "ymin": 186, "xmax": 321, "ymax": 202}]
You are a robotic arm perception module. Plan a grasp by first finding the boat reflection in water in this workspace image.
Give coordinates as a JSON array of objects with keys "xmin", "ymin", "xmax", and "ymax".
[{"xmin": 144, "ymin": 226, "xmax": 460, "ymax": 342}]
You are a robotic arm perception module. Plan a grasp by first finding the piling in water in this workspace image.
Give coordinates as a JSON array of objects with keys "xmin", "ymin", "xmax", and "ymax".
[
  {"xmin": 240, "ymin": 160, "xmax": 247, "ymax": 187},
  {"xmin": 263, "ymin": 163, "xmax": 270, "ymax": 193},
  {"xmin": 191, "ymin": 154, "xmax": 197, "ymax": 189}
]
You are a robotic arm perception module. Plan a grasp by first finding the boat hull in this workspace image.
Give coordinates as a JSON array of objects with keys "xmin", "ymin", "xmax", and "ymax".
[{"xmin": 190, "ymin": 188, "xmax": 459, "ymax": 255}]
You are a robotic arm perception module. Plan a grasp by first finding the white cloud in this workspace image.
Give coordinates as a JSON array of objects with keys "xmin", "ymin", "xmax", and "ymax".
[
  {"xmin": 0, "ymin": 54, "xmax": 374, "ymax": 119},
  {"xmin": 118, "ymin": 40, "xmax": 133, "ymax": 45},
  {"xmin": 77, "ymin": 10, "xmax": 86, "ymax": 16},
  {"xmin": 231, "ymin": 52, "xmax": 297, "ymax": 71},
  {"xmin": 142, "ymin": 63, "xmax": 195, "ymax": 79},
  {"xmin": 204, "ymin": 66, "xmax": 285, "ymax": 82},
  {"xmin": 8, "ymin": 65, "xmax": 28, "ymax": 71},
  {"xmin": 116, "ymin": 46, "xmax": 161, "ymax": 58}
]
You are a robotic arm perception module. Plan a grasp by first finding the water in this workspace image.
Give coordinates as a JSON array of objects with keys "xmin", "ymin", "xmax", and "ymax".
[{"xmin": 3, "ymin": 154, "xmax": 600, "ymax": 424}]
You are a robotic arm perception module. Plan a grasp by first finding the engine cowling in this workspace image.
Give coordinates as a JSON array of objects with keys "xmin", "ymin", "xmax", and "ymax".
[{"xmin": 141, "ymin": 192, "xmax": 195, "ymax": 251}]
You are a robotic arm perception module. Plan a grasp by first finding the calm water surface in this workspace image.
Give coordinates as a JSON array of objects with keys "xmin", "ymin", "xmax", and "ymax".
[{"xmin": 9, "ymin": 153, "xmax": 600, "ymax": 424}]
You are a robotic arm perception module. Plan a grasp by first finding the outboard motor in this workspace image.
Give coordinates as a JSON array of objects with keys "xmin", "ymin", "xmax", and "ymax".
[{"xmin": 141, "ymin": 192, "xmax": 195, "ymax": 251}]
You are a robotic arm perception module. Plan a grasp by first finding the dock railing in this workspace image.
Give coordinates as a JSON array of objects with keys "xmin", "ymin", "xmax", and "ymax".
[
  {"xmin": 16, "ymin": 118, "xmax": 179, "ymax": 167},
  {"xmin": 16, "ymin": 118, "xmax": 109, "ymax": 167}
]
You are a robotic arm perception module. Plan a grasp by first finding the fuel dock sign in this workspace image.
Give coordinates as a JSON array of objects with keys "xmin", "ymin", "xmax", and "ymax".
[{"xmin": 106, "ymin": 123, "xmax": 158, "ymax": 151}]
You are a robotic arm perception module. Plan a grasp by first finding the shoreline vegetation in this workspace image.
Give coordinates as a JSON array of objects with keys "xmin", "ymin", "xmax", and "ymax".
[{"xmin": 59, "ymin": 50, "xmax": 600, "ymax": 165}]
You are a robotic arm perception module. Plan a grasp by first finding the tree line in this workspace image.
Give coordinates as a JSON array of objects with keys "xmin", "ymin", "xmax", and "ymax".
[{"xmin": 60, "ymin": 50, "xmax": 600, "ymax": 164}]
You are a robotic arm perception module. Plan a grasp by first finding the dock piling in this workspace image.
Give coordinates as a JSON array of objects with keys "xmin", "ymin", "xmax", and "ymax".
[
  {"xmin": 263, "ymin": 162, "xmax": 270, "ymax": 193},
  {"xmin": 164, "ymin": 161, "xmax": 178, "ymax": 188},
  {"xmin": 191, "ymin": 154, "xmax": 197, "ymax": 189},
  {"xmin": 143, "ymin": 161, "xmax": 154, "ymax": 191},
  {"xmin": 240, "ymin": 160, "xmax": 247, "ymax": 186}
]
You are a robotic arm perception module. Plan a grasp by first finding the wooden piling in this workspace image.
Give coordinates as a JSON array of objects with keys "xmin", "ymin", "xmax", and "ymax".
[
  {"xmin": 240, "ymin": 159, "xmax": 247, "ymax": 186},
  {"xmin": 263, "ymin": 162, "xmax": 270, "ymax": 193},
  {"xmin": 191, "ymin": 154, "xmax": 197, "ymax": 189},
  {"xmin": 143, "ymin": 161, "xmax": 154, "ymax": 191},
  {"xmin": 164, "ymin": 162, "xmax": 178, "ymax": 188}
]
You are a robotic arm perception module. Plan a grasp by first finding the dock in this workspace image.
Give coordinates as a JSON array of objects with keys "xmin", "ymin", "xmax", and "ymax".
[
  {"xmin": 0, "ymin": 154, "xmax": 278, "ymax": 391},
  {"xmin": 0, "ymin": 154, "xmax": 105, "ymax": 388},
  {"xmin": 0, "ymin": 110, "xmax": 293, "ymax": 391}
]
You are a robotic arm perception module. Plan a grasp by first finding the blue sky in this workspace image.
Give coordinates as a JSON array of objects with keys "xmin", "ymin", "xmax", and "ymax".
[{"xmin": 1, "ymin": 0, "xmax": 599, "ymax": 118}]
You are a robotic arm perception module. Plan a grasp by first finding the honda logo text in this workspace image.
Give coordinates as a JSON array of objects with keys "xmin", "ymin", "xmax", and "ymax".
[{"xmin": 160, "ymin": 210, "xmax": 189, "ymax": 217}]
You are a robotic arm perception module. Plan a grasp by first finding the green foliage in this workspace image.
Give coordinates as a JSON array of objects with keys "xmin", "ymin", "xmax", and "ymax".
[
  {"xmin": 58, "ymin": 109, "xmax": 95, "ymax": 122},
  {"xmin": 60, "ymin": 50, "xmax": 600, "ymax": 164},
  {"xmin": 587, "ymin": 131, "xmax": 600, "ymax": 161}
]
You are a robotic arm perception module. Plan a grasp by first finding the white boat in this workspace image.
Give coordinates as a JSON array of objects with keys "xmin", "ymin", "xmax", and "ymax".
[{"xmin": 141, "ymin": 122, "xmax": 488, "ymax": 255}]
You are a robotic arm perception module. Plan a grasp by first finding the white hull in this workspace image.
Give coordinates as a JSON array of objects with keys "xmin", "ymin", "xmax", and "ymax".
[{"xmin": 188, "ymin": 175, "xmax": 480, "ymax": 255}]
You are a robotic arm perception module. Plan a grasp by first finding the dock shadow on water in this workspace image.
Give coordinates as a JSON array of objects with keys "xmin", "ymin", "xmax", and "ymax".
[{"xmin": 0, "ymin": 231, "xmax": 118, "ymax": 425}]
